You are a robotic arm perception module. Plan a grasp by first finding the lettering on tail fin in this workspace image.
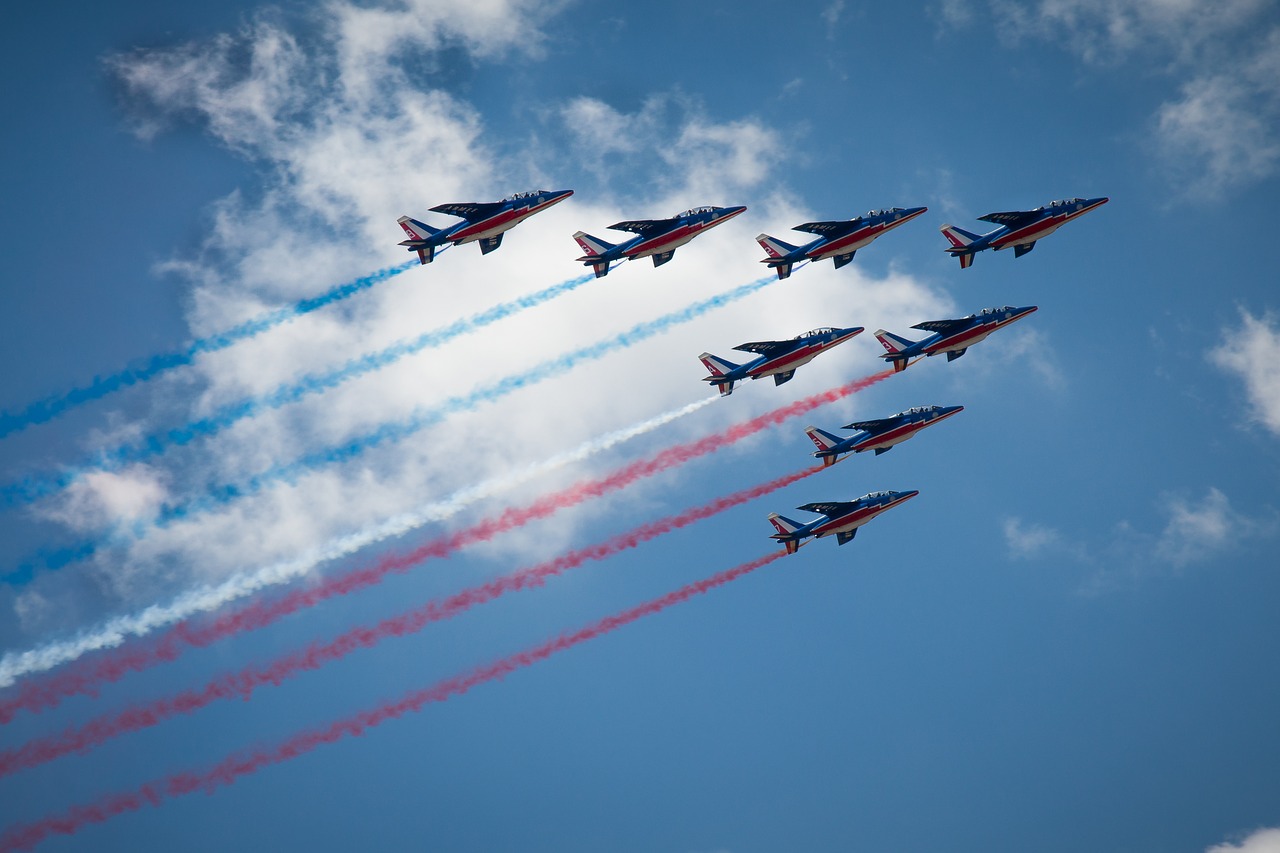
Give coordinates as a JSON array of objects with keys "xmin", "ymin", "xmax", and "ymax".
[
  {"xmin": 873, "ymin": 329, "xmax": 915, "ymax": 355},
  {"xmin": 572, "ymin": 231, "xmax": 615, "ymax": 258},
  {"xmin": 397, "ymin": 216, "xmax": 439, "ymax": 242},
  {"xmin": 755, "ymin": 233, "xmax": 799, "ymax": 259},
  {"xmin": 804, "ymin": 426, "xmax": 842, "ymax": 453}
]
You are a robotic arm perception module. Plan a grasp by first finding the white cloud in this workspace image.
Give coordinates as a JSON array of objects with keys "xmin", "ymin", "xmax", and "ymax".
[
  {"xmin": 1210, "ymin": 309, "xmax": 1280, "ymax": 436},
  {"xmin": 1003, "ymin": 517, "xmax": 1062, "ymax": 559},
  {"xmin": 966, "ymin": 2, "xmax": 1280, "ymax": 198},
  {"xmin": 5, "ymin": 0, "xmax": 954, "ymax": 676},
  {"xmin": 1208, "ymin": 827, "xmax": 1280, "ymax": 853},
  {"xmin": 1155, "ymin": 487, "xmax": 1241, "ymax": 567}
]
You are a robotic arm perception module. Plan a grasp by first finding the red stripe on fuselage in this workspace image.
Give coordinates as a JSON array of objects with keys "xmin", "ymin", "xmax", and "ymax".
[{"xmin": 813, "ymin": 494, "xmax": 912, "ymax": 536}]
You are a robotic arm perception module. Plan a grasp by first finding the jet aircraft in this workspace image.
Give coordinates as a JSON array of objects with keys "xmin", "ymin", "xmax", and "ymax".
[
  {"xmin": 572, "ymin": 205, "xmax": 747, "ymax": 278},
  {"xmin": 874, "ymin": 305, "xmax": 1037, "ymax": 373},
  {"xmin": 768, "ymin": 490, "xmax": 919, "ymax": 554},
  {"xmin": 940, "ymin": 196, "xmax": 1108, "ymax": 269},
  {"xmin": 805, "ymin": 404, "xmax": 964, "ymax": 465},
  {"xmin": 699, "ymin": 326, "xmax": 864, "ymax": 397},
  {"xmin": 397, "ymin": 189, "xmax": 574, "ymax": 264},
  {"xmin": 756, "ymin": 206, "xmax": 928, "ymax": 279}
]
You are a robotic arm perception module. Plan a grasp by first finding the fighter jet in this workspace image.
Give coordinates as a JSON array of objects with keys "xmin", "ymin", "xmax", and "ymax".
[
  {"xmin": 698, "ymin": 326, "xmax": 864, "ymax": 397},
  {"xmin": 572, "ymin": 205, "xmax": 747, "ymax": 278},
  {"xmin": 768, "ymin": 490, "xmax": 919, "ymax": 554},
  {"xmin": 805, "ymin": 404, "xmax": 964, "ymax": 465},
  {"xmin": 397, "ymin": 189, "xmax": 574, "ymax": 264},
  {"xmin": 874, "ymin": 305, "xmax": 1037, "ymax": 373},
  {"xmin": 756, "ymin": 206, "xmax": 928, "ymax": 280},
  {"xmin": 940, "ymin": 196, "xmax": 1108, "ymax": 269}
]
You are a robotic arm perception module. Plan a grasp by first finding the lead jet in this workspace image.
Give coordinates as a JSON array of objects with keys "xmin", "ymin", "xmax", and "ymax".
[
  {"xmin": 805, "ymin": 404, "xmax": 964, "ymax": 465},
  {"xmin": 940, "ymin": 196, "xmax": 1108, "ymax": 269},
  {"xmin": 874, "ymin": 305, "xmax": 1037, "ymax": 373},
  {"xmin": 756, "ymin": 206, "xmax": 928, "ymax": 280},
  {"xmin": 572, "ymin": 205, "xmax": 747, "ymax": 278},
  {"xmin": 698, "ymin": 326, "xmax": 864, "ymax": 397},
  {"xmin": 397, "ymin": 189, "xmax": 574, "ymax": 264},
  {"xmin": 768, "ymin": 490, "xmax": 919, "ymax": 554}
]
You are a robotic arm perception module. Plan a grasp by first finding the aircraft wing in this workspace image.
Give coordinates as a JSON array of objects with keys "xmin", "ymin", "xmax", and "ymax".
[
  {"xmin": 430, "ymin": 201, "xmax": 506, "ymax": 221},
  {"xmin": 977, "ymin": 210, "xmax": 1040, "ymax": 228},
  {"xmin": 608, "ymin": 218, "xmax": 679, "ymax": 236},
  {"xmin": 732, "ymin": 339, "xmax": 796, "ymax": 357},
  {"xmin": 792, "ymin": 218, "xmax": 861, "ymax": 236},
  {"xmin": 911, "ymin": 317, "xmax": 972, "ymax": 335},
  {"xmin": 797, "ymin": 501, "xmax": 859, "ymax": 517},
  {"xmin": 843, "ymin": 415, "xmax": 906, "ymax": 432}
]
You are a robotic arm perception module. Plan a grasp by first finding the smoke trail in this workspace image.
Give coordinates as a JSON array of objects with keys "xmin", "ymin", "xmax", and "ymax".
[
  {"xmin": 0, "ymin": 273, "xmax": 597, "ymax": 512},
  {"xmin": 0, "ymin": 398, "xmax": 714, "ymax": 703},
  {"xmin": 0, "ymin": 551, "xmax": 783, "ymax": 852},
  {"xmin": 0, "ymin": 467, "xmax": 814, "ymax": 776},
  {"xmin": 0, "ymin": 367, "xmax": 891, "ymax": 714},
  {"xmin": 150, "ymin": 274, "xmax": 780, "ymax": 526},
  {"xmin": 0, "ymin": 261, "xmax": 416, "ymax": 442}
]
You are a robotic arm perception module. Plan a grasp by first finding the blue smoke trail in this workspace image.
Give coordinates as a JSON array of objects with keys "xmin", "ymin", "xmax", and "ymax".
[
  {"xmin": 0, "ymin": 272, "xmax": 596, "ymax": 510},
  {"xmin": 149, "ymin": 274, "xmax": 778, "ymax": 527},
  {"xmin": 0, "ymin": 260, "xmax": 417, "ymax": 440}
]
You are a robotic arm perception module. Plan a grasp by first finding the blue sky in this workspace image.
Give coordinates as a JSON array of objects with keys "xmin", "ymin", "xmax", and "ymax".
[{"xmin": 2, "ymin": 1, "xmax": 1280, "ymax": 851}]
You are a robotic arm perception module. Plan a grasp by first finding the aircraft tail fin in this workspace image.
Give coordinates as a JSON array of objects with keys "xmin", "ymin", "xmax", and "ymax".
[
  {"xmin": 767, "ymin": 513, "xmax": 806, "ymax": 554},
  {"xmin": 874, "ymin": 329, "xmax": 915, "ymax": 373},
  {"xmin": 698, "ymin": 352, "xmax": 740, "ymax": 397},
  {"xmin": 804, "ymin": 425, "xmax": 844, "ymax": 465},
  {"xmin": 940, "ymin": 223, "xmax": 983, "ymax": 269},
  {"xmin": 756, "ymin": 234, "xmax": 799, "ymax": 279},
  {"xmin": 572, "ymin": 231, "xmax": 615, "ymax": 258},
  {"xmin": 397, "ymin": 215, "xmax": 440, "ymax": 243}
]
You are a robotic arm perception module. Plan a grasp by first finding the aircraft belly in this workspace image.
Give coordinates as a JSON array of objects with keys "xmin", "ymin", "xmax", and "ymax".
[
  {"xmin": 752, "ymin": 347, "xmax": 820, "ymax": 377},
  {"xmin": 809, "ymin": 231, "xmax": 874, "ymax": 259},
  {"xmin": 857, "ymin": 424, "xmax": 922, "ymax": 451},
  {"xmin": 814, "ymin": 511, "xmax": 874, "ymax": 536},
  {"xmin": 628, "ymin": 228, "xmax": 696, "ymax": 258},
  {"xmin": 451, "ymin": 209, "xmax": 524, "ymax": 241},
  {"xmin": 994, "ymin": 219, "xmax": 1062, "ymax": 249},
  {"xmin": 928, "ymin": 327, "xmax": 990, "ymax": 353}
]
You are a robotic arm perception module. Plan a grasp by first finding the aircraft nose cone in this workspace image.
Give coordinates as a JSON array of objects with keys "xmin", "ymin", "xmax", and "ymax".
[
  {"xmin": 941, "ymin": 405, "xmax": 965, "ymax": 416},
  {"xmin": 903, "ymin": 206, "xmax": 928, "ymax": 219},
  {"xmin": 719, "ymin": 205, "xmax": 748, "ymax": 219},
  {"xmin": 1013, "ymin": 305, "xmax": 1039, "ymax": 318},
  {"xmin": 899, "ymin": 489, "xmax": 920, "ymax": 501}
]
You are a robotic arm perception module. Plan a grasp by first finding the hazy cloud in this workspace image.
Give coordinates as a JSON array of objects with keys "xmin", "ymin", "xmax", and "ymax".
[{"xmin": 1210, "ymin": 308, "xmax": 1280, "ymax": 436}]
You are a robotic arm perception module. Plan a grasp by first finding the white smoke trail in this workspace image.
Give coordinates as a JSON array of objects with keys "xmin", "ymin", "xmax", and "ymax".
[{"xmin": 0, "ymin": 397, "xmax": 714, "ymax": 687}]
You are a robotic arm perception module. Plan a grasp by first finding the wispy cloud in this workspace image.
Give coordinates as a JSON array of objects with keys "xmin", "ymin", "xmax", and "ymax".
[
  {"xmin": 1210, "ymin": 309, "xmax": 1280, "ymax": 436},
  {"xmin": 1207, "ymin": 827, "xmax": 1280, "ymax": 853}
]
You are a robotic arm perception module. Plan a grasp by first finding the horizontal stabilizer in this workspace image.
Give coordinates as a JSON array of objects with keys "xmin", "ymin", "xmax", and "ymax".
[
  {"xmin": 416, "ymin": 247, "xmax": 433, "ymax": 265},
  {"xmin": 958, "ymin": 253, "xmax": 974, "ymax": 269},
  {"xmin": 768, "ymin": 261, "xmax": 793, "ymax": 280},
  {"xmin": 591, "ymin": 261, "xmax": 610, "ymax": 278}
]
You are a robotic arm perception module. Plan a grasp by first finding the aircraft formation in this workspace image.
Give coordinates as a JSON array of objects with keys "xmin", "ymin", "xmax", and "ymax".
[{"xmin": 395, "ymin": 190, "xmax": 1107, "ymax": 554}]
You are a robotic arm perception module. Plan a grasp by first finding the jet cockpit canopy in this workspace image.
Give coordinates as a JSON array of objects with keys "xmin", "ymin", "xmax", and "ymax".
[{"xmin": 676, "ymin": 205, "xmax": 718, "ymax": 217}]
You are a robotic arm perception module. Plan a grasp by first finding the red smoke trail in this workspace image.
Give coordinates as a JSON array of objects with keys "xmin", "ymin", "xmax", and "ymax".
[
  {"xmin": 0, "ymin": 467, "xmax": 818, "ymax": 778},
  {"xmin": 0, "ymin": 551, "xmax": 785, "ymax": 852},
  {"xmin": 0, "ymin": 368, "xmax": 891, "ymax": 723}
]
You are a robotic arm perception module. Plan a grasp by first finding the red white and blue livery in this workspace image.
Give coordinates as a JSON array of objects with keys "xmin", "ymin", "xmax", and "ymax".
[
  {"xmin": 940, "ymin": 196, "xmax": 1108, "ymax": 269},
  {"xmin": 874, "ymin": 305, "xmax": 1038, "ymax": 373},
  {"xmin": 756, "ymin": 206, "xmax": 928, "ymax": 280},
  {"xmin": 572, "ymin": 204, "xmax": 747, "ymax": 278},
  {"xmin": 397, "ymin": 189, "xmax": 574, "ymax": 264},
  {"xmin": 805, "ymin": 404, "xmax": 964, "ymax": 465},
  {"xmin": 698, "ymin": 326, "xmax": 863, "ymax": 397},
  {"xmin": 768, "ymin": 490, "xmax": 920, "ymax": 554}
]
